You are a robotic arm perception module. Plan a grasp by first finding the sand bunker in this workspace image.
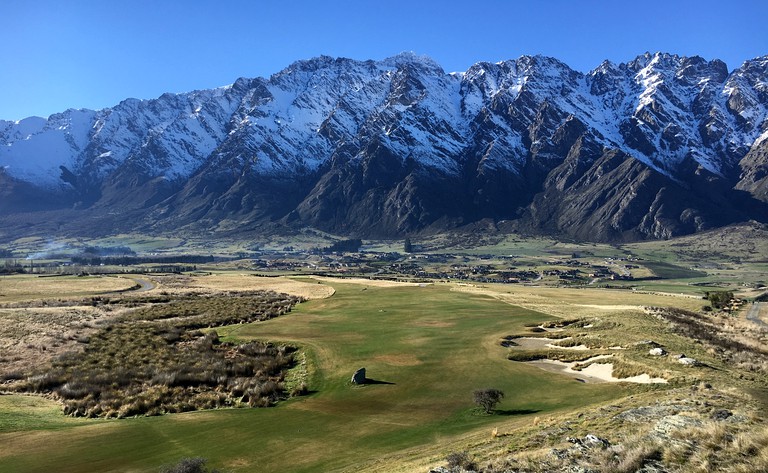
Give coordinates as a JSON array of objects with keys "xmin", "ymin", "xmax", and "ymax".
[{"xmin": 528, "ymin": 355, "xmax": 667, "ymax": 384}]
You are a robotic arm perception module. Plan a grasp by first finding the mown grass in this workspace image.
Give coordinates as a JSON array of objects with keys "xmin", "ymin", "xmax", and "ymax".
[
  {"xmin": 0, "ymin": 395, "xmax": 91, "ymax": 433},
  {"xmin": 0, "ymin": 281, "xmax": 638, "ymax": 473}
]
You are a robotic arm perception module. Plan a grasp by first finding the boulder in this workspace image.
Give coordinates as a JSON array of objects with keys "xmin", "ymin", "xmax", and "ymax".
[
  {"xmin": 649, "ymin": 347, "xmax": 667, "ymax": 356},
  {"xmin": 351, "ymin": 367, "xmax": 366, "ymax": 384},
  {"xmin": 566, "ymin": 434, "xmax": 610, "ymax": 450},
  {"xmin": 711, "ymin": 409, "xmax": 733, "ymax": 421}
]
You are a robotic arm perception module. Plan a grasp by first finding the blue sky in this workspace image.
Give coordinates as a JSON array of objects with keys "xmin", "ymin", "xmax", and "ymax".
[{"xmin": 1, "ymin": 0, "xmax": 766, "ymax": 120}]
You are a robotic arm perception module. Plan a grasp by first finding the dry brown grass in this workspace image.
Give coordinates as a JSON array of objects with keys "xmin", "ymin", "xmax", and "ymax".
[
  {"xmin": 662, "ymin": 421, "xmax": 768, "ymax": 472},
  {"xmin": 651, "ymin": 307, "xmax": 768, "ymax": 377},
  {"xmin": 0, "ymin": 273, "xmax": 324, "ymax": 388},
  {"xmin": 446, "ymin": 385, "xmax": 767, "ymax": 473},
  {"xmin": 148, "ymin": 273, "xmax": 335, "ymax": 300},
  {"xmin": 8, "ymin": 290, "xmax": 305, "ymax": 418},
  {"xmin": 0, "ymin": 306, "xmax": 113, "ymax": 379},
  {"xmin": 0, "ymin": 275, "xmax": 136, "ymax": 303},
  {"xmin": 309, "ymin": 275, "xmax": 426, "ymax": 288},
  {"xmin": 451, "ymin": 283, "xmax": 704, "ymax": 319}
]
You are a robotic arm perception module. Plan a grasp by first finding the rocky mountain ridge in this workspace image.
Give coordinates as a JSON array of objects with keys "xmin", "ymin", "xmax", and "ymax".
[{"xmin": 1, "ymin": 52, "xmax": 766, "ymax": 241}]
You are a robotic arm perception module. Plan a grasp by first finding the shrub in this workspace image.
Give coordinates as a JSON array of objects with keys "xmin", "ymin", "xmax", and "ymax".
[
  {"xmin": 160, "ymin": 457, "xmax": 222, "ymax": 473},
  {"xmin": 445, "ymin": 451, "xmax": 476, "ymax": 471}
]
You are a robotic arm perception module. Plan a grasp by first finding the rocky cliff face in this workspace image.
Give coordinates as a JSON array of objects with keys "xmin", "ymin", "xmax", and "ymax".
[{"xmin": 1, "ymin": 52, "xmax": 766, "ymax": 241}]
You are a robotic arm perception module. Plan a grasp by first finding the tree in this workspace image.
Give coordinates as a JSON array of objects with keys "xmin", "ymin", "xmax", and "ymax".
[
  {"xmin": 705, "ymin": 291, "xmax": 734, "ymax": 310},
  {"xmin": 323, "ymin": 238, "xmax": 362, "ymax": 253},
  {"xmin": 473, "ymin": 388, "xmax": 504, "ymax": 414},
  {"xmin": 403, "ymin": 238, "xmax": 413, "ymax": 253}
]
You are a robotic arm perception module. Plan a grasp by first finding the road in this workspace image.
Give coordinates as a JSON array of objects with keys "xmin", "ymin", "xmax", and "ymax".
[
  {"xmin": 130, "ymin": 276, "xmax": 156, "ymax": 292},
  {"xmin": 746, "ymin": 302, "xmax": 768, "ymax": 329}
]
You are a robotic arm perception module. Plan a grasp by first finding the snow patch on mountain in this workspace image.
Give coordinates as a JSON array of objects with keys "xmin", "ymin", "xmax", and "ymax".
[{"xmin": 1, "ymin": 52, "xmax": 766, "ymax": 192}]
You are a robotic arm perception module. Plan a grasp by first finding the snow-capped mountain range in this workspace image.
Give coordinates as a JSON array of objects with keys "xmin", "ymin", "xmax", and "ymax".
[{"xmin": 1, "ymin": 52, "xmax": 766, "ymax": 241}]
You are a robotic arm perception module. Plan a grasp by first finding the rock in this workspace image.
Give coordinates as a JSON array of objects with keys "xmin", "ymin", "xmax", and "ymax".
[
  {"xmin": 678, "ymin": 357, "xmax": 699, "ymax": 366},
  {"xmin": 614, "ymin": 404, "xmax": 693, "ymax": 423},
  {"xmin": 550, "ymin": 448, "xmax": 569, "ymax": 460},
  {"xmin": 653, "ymin": 414, "xmax": 703, "ymax": 439},
  {"xmin": 351, "ymin": 367, "xmax": 366, "ymax": 384},
  {"xmin": 635, "ymin": 461, "xmax": 671, "ymax": 473},
  {"xmin": 566, "ymin": 434, "xmax": 610, "ymax": 451},
  {"xmin": 649, "ymin": 347, "xmax": 667, "ymax": 356},
  {"xmin": 711, "ymin": 409, "xmax": 733, "ymax": 421},
  {"xmin": 584, "ymin": 434, "xmax": 610, "ymax": 448}
]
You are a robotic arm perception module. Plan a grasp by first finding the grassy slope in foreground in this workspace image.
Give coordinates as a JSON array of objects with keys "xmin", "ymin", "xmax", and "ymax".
[{"xmin": 0, "ymin": 282, "xmax": 646, "ymax": 473}]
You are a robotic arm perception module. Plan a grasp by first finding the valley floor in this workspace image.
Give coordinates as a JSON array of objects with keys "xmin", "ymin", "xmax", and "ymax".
[{"xmin": 0, "ymin": 230, "xmax": 766, "ymax": 472}]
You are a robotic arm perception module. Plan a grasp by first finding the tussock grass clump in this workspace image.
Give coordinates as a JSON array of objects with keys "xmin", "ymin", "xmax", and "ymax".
[
  {"xmin": 11, "ymin": 291, "xmax": 304, "ymax": 417},
  {"xmin": 540, "ymin": 318, "xmax": 582, "ymax": 329},
  {"xmin": 662, "ymin": 422, "xmax": 768, "ymax": 472},
  {"xmin": 470, "ymin": 409, "xmax": 768, "ymax": 473},
  {"xmin": 653, "ymin": 307, "xmax": 767, "ymax": 356},
  {"xmin": 652, "ymin": 307, "xmax": 768, "ymax": 378},
  {"xmin": 507, "ymin": 349, "xmax": 603, "ymax": 363},
  {"xmin": 606, "ymin": 358, "xmax": 664, "ymax": 379},
  {"xmin": 580, "ymin": 441, "xmax": 663, "ymax": 473},
  {"xmin": 550, "ymin": 336, "xmax": 591, "ymax": 348},
  {"xmin": 124, "ymin": 290, "xmax": 303, "ymax": 328}
]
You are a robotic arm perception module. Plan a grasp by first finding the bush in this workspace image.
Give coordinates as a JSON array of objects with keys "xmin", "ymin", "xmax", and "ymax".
[
  {"xmin": 445, "ymin": 451, "xmax": 476, "ymax": 471},
  {"xmin": 160, "ymin": 457, "xmax": 222, "ymax": 473}
]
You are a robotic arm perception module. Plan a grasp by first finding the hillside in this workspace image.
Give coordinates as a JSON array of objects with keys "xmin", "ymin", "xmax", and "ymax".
[{"xmin": 1, "ymin": 52, "xmax": 767, "ymax": 242}]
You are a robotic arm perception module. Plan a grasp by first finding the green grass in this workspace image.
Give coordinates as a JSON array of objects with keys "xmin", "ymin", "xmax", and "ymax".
[
  {"xmin": 0, "ymin": 282, "xmax": 640, "ymax": 473},
  {"xmin": 642, "ymin": 261, "xmax": 707, "ymax": 279},
  {"xmin": 0, "ymin": 395, "xmax": 92, "ymax": 433}
]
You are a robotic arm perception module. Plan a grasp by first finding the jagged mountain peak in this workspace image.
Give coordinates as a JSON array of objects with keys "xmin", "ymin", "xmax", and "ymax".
[
  {"xmin": 381, "ymin": 51, "xmax": 445, "ymax": 72},
  {"xmin": 625, "ymin": 51, "xmax": 692, "ymax": 72},
  {"xmin": 0, "ymin": 52, "xmax": 766, "ymax": 242},
  {"xmin": 735, "ymin": 55, "xmax": 768, "ymax": 71},
  {"xmin": 675, "ymin": 56, "xmax": 729, "ymax": 84},
  {"xmin": 511, "ymin": 54, "xmax": 576, "ymax": 72}
]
